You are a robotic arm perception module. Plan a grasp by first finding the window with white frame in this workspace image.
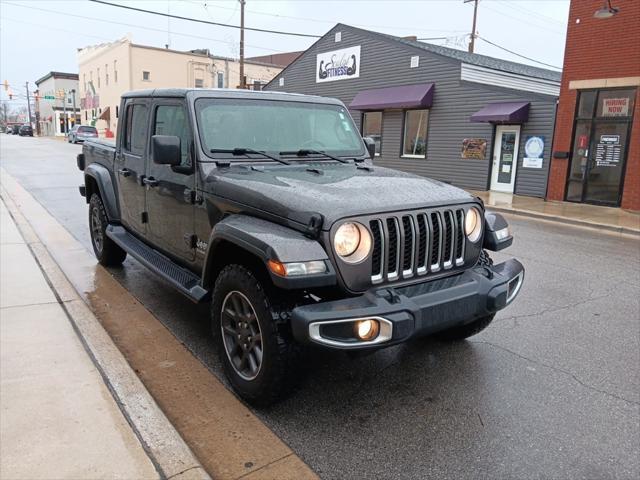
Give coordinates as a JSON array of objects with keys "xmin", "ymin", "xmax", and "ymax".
[
  {"xmin": 402, "ymin": 110, "xmax": 428, "ymax": 158},
  {"xmin": 217, "ymin": 72, "xmax": 224, "ymax": 88},
  {"xmin": 362, "ymin": 111, "xmax": 383, "ymax": 155},
  {"xmin": 114, "ymin": 60, "xmax": 118, "ymax": 83},
  {"xmin": 142, "ymin": 71, "xmax": 150, "ymax": 81}
]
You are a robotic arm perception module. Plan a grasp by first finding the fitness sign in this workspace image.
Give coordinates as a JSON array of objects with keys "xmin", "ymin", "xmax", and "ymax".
[{"xmin": 316, "ymin": 46, "xmax": 361, "ymax": 83}]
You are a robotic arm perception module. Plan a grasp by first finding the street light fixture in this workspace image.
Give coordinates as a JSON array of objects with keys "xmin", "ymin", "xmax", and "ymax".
[{"xmin": 594, "ymin": 0, "xmax": 619, "ymax": 18}]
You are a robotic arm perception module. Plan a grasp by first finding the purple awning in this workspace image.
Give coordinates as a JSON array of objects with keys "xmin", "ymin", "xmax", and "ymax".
[
  {"xmin": 470, "ymin": 101, "xmax": 530, "ymax": 123},
  {"xmin": 349, "ymin": 83, "xmax": 435, "ymax": 110}
]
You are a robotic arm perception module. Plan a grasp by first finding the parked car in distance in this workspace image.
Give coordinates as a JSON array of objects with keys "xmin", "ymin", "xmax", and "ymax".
[
  {"xmin": 68, "ymin": 125, "xmax": 98, "ymax": 144},
  {"xmin": 18, "ymin": 125, "xmax": 33, "ymax": 137},
  {"xmin": 77, "ymin": 89, "xmax": 524, "ymax": 405},
  {"xmin": 11, "ymin": 125, "xmax": 20, "ymax": 135}
]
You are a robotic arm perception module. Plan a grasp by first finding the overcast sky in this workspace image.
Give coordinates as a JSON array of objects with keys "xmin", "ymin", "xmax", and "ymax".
[{"xmin": 0, "ymin": 0, "xmax": 569, "ymax": 104}]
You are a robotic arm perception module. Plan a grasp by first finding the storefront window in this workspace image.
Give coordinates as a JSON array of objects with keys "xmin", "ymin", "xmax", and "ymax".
[
  {"xmin": 362, "ymin": 111, "xmax": 382, "ymax": 155},
  {"xmin": 402, "ymin": 110, "xmax": 428, "ymax": 158},
  {"xmin": 567, "ymin": 88, "xmax": 636, "ymax": 206}
]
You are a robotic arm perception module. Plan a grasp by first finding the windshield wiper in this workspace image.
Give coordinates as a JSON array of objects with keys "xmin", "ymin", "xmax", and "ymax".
[
  {"xmin": 279, "ymin": 149, "xmax": 350, "ymax": 164},
  {"xmin": 210, "ymin": 148, "xmax": 290, "ymax": 165}
]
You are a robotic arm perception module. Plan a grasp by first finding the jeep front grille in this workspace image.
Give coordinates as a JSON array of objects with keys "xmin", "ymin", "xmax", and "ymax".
[{"xmin": 369, "ymin": 208, "xmax": 466, "ymax": 284}]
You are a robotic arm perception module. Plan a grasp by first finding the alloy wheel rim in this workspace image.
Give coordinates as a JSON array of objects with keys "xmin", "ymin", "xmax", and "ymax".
[
  {"xmin": 220, "ymin": 290, "xmax": 263, "ymax": 381},
  {"xmin": 90, "ymin": 207, "xmax": 103, "ymax": 253}
]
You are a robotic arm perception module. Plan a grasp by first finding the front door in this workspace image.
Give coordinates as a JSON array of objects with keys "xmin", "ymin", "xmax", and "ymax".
[
  {"xmin": 566, "ymin": 88, "xmax": 635, "ymax": 207},
  {"xmin": 490, "ymin": 125, "xmax": 520, "ymax": 193},
  {"xmin": 145, "ymin": 100, "xmax": 196, "ymax": 262},
  {"xmin": 115, "ymin": 100, "xmax": 149, "ymax": 235}
]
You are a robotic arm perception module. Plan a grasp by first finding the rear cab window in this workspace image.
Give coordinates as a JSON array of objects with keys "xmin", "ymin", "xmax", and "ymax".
[{"xmin": 124, "ymin": 103, "xmax": 149, "ymax": 154}]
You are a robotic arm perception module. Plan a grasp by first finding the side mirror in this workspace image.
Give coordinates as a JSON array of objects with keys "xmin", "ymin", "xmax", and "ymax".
[
  {"xmin": 483, "ymin": 212, "xmax": 513, "ymax": 251},
  {"xmin": 152, "ymin": 135, "xmax": 181, "ymax": 166},
  {"xmin": 363, "ymin": 136, "xmax": 376, "ymax": 160}
]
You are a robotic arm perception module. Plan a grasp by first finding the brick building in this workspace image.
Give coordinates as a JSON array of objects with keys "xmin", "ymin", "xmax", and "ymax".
[{"xmin": 547, "ymin": 0, "xmax": 639, "ymax": 210}]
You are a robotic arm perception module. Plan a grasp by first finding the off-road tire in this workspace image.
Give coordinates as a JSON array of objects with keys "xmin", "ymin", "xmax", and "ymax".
[
  {"xmin": 88, "ymin": 193, "xmax": 127, "ymax": 266},
  {"xmin": 211, "ymin": 264, "xmax": 300, "ymax": 406}
]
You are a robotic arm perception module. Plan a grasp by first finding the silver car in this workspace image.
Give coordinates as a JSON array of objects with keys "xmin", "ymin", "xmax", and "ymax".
[{"xmin": 68, "ymin": 125, "xmax": 98, "ymax": 144}]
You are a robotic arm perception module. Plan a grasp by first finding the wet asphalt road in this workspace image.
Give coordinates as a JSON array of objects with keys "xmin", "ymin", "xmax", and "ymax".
[{"xmin": 2, "ymin": 135, "xmax": 639, "ymax": 479}]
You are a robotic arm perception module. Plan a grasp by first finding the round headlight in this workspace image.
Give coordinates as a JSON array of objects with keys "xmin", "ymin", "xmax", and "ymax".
[
  {"xmin": 334, "ymin": 222, "xmax": 372, "ymax": 263},
  {"xmin": 465, "ymin": 207, "xmax": 483, "ymax": 243}
]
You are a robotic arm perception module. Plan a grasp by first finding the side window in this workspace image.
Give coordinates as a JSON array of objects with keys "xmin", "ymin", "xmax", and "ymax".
[
  {"xmin": 124, "ymin": 104, "xmax": 148, "ymax": 155},
  {"xmin": 154, "ymin": 105, "xmax": 190, "ymax": 165}
]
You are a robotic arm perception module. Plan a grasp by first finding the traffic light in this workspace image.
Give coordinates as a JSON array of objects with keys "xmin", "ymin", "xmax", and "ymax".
[{"xmin": 8, "ymin": 93, "xmax": 12, "ymax": 100}]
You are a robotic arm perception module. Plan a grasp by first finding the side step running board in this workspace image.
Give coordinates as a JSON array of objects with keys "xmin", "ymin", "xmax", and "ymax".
[{"xmin": 106, "ymin": 225, "xmax": 209, "ymax": 303}]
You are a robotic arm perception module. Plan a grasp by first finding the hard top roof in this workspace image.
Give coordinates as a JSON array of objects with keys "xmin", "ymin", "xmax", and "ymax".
[{"xmin": 121, "ymin": 88, "xmax": 344, "ymax": 105}]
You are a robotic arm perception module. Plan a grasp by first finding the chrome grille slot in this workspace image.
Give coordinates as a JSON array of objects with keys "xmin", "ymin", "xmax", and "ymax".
[
  {"xmin": 367, "ymin": 207, "xmax": 470, "ymax": 285},
  {"xmin": 443, "ymin": 211, "xmax": 454, "ymax": 269},
  {"xmin": 416, "ymin": 214, "xmax": 428, "ymax": 275},
  {"xmin": 401, "ymin": 216, "xmax": 415, "ymax": 278},
  {"xmin": 386, "ymin": 218, "xmax": 400, "ymax": 281},
  {"xmin": 455, "ymin": 209, "xmax": 465, "ymax": 266},
  {"xmin": 429, "ymin": 212, "xmax": 442, "ymax": 272},
  {"xmin": 370, "ymin": 220, "xmax": 384, "ymax": 284}
]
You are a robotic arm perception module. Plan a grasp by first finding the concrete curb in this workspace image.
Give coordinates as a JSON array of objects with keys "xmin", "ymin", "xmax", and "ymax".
[
  {"xmin": 486, "ymin": 205, "xmax": 640, "ymax": 237},
  {"xmin": 1, "ymin": 187, "xmax": 211, "ymax": 480}
]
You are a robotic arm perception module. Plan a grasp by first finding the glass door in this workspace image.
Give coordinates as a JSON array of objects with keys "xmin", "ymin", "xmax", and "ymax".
[
  {"xmin": 584, "ymin": 122, "xmax": 630, "ymax": 205},
  {"xmin": 566, "ymin": 88, "xmax": 635, "ymax": 206}
]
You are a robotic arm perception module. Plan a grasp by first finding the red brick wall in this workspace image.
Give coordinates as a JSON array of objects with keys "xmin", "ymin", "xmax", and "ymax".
[{"xmin": 548, "ymin": 0, "xmax": 640, "ymax": 210}]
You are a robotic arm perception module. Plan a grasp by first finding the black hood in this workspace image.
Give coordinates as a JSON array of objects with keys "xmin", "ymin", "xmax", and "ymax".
[{"xmin": 201, "ymin": 162, "xmax": 475, "ymax": 229}]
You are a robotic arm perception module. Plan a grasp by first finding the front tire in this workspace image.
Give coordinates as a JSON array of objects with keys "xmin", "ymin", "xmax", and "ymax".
[
  {"xmin": 211, "ymin": 264, "xmax": 299, "ymax": 406},
  {"xmin": 88, "ymin": 193, "xmax": 127, "ymax": 266}
]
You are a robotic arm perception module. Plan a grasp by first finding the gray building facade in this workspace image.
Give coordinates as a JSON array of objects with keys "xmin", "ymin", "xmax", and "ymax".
[{"xmin": 265, "ymin": 24, "xmax": 561, "ymax": 197}]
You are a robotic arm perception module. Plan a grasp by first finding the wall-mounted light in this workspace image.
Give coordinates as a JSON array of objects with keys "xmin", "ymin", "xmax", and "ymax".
[{"xmin": 594, "ymin": 0, "xmax": 619, "ymax": 18}]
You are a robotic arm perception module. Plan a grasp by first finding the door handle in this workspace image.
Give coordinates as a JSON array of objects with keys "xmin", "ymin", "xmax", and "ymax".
[
  {"xmin": 143, "ymin": 177, "xmax": 159, "ymax": 187},
  {"xmin": 118, "ymin": 168, "xmax": 131, "ymax": 177}
]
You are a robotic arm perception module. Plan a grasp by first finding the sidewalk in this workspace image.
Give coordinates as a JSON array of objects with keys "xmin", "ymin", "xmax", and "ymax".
[
  {"xmin": 472, "ymin": 190, "xmax": 640, "ymax": 235},
  {"xmin": 0, "ymin": 199, "xmax": 159, "ymax": 480}
]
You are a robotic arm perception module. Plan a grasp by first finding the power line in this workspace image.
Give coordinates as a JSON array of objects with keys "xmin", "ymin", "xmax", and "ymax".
[
  {"xmin": 89, "ymin": 0, "xmax": 322, "ymax": 38},
  {"xmin": 182, "ymin": 0, "xmax": 468, "ymax": 34},
  {"xmin": 1, "ymin": 16, "xmax": 113, "ymax": 42},
  {"xmin": 477, "ymin": 36, "xmax": 562, "ymax": 70},
  {"xmin": 481, "ymin": 3, "xmax": 565, "ymax": 36},
  {"xmin": 2, "ymin": 2, "xmax": 287, "ymax": 53}
]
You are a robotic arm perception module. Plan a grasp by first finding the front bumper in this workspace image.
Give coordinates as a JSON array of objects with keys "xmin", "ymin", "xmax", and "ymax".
[{"xmin": 291, "ymin": 259, "xmax": 524, "ymax": 350}]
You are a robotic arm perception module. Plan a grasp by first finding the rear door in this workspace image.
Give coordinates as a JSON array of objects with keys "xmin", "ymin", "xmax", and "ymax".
[
  {"xmin": 145, "ymin": 99, "xmax": 196, "ymax": 261},
  {"xmin": 115, "ymin": 99, "xmax": 149, "ymax": 235}
]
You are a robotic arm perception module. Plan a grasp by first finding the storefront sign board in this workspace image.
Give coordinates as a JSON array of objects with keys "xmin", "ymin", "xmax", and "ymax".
[{"xmin": 316, "ymin": 46, "xmax": 360, "ymax": 83}]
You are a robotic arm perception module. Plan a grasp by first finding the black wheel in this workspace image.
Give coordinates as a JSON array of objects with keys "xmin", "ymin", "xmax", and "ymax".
[
  {"xmin": 211, "ymin": 264, "xmax": 299, "ymax": 406},
  {"xmin": 88, "ymin": 193, "xmax": 127, "ymax": 266},
  {"xmin": 435, "ymin": 314, "xmax": 496, "ymax": 341}
]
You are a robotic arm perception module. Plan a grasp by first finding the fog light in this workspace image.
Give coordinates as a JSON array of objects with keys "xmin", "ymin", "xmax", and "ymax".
[{"xmin": 354, "ymin": 319, "xmax": 380, "ymax": 341}]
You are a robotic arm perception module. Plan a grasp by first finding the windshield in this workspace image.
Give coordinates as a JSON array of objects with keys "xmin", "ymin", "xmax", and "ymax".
[
  {"xmin": 78, "ymin": 126, "xmax": 97, "ymax": 133},
  {"xmin": 195, "ymin": 98, "xmax": 365, "ymax": 159}
]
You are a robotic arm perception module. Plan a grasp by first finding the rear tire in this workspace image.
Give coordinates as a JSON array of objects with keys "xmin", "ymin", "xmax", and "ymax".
[
  {"xmin": 88, "ymin": 193, "xmax": 127, "ymax": 266},
  {"xmin": 211, "ymin": 264, "xmax": 299, "ymax": 406}
]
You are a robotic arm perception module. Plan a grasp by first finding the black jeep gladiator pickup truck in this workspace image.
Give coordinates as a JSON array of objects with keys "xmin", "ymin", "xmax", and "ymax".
[{"xmin": 78, "ymin": 88, "xmax": 524, "ymax": 405}]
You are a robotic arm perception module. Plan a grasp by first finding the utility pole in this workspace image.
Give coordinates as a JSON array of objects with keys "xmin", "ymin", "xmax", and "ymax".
[
  {"xmin": 239, "ymin": 0, "xmax": 246, "ymax": 89},
  {"xmin": 25, "ymin": 82, "xmax": 33, "ymax": 127},
  {"xmin": 465, "ymin": 0, "xmax": 479, "ymax": 53},
  {"xmin": 62, "ymin": 89, "xmax": 67, "ymax": 134},
  {"xmin": 71, "ymin": 89, "xmax": 77, "ymax": 128},
  {"xmin": 34, "ymin": 90, "xmax": 41, "ymax": 136}
]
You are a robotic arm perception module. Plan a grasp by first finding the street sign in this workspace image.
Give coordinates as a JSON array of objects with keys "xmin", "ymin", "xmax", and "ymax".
[{"xmin": 43, "ymin": 95, "xmax": 55, "ymax": 100}]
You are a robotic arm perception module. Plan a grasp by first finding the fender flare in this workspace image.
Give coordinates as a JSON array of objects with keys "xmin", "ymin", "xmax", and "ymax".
[
  {"xmin": 201, "ymin": 214, "xmax": 335, "ymax": 290},
  {"xmin": 84, "ymin": 163, "xmax": 120, "ymax": 222}
]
